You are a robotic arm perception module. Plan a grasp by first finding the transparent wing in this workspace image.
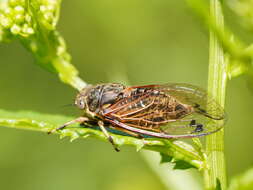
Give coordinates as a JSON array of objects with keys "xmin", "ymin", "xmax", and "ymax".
[{"xmin": 157, "ymin": 83, "xmax": 226, "ymax": 120}]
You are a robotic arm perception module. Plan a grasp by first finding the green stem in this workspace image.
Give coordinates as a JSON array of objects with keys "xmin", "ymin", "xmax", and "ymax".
[{"xmin": 204, "ymin": 0, "xmax": 228, "ymax": 189}]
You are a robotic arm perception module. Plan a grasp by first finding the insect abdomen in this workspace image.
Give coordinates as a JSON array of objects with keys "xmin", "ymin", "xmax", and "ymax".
[{"xmin": 106, "ymin": 89, "xmax": 192, "ymax": 131}]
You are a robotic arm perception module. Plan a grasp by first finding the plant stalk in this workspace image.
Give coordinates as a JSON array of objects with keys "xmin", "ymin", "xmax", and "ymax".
[{"xmin": 204, "ymin": 0, "xmax": 228, "ymax": 189}]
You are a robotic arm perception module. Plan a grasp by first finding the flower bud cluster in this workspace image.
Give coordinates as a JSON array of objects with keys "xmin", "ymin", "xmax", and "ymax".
[{"xmin": 0, "ymin": 0, "xmax": 60, "ymax": 41}]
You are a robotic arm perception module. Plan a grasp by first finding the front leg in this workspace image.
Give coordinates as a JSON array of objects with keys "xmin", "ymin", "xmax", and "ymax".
[
  {"xmin": 98, "ymin": 120, "xmax": 120, "ymax": 152},
  {"xmin": 48, "ymin": 117, "xmax": 89, "ymax": 134}
]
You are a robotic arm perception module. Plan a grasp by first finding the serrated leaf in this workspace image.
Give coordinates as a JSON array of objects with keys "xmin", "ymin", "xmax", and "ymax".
[{"xmin": 0, "ymin": 108, "xmax": 204, "ymax": 169}]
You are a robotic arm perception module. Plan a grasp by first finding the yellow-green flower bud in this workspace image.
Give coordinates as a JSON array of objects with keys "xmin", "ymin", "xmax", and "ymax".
[
  {"xmin": 0, "ymin": 15, "xmax": 13, "ymax": 28},
  {"xmin": 9, "ymin": 0, "xmax": 25, "ymax": 7},
  {"xmin": 10, "ymin": 24, "xmax": 20, "ymax": 34},
  {"xmin": 14, "ymin": 14, "xmax": 24, "ymax": 23},
  {"xmin": 14, "ymin": 5, "xmax": 24, "ymax": 14}
]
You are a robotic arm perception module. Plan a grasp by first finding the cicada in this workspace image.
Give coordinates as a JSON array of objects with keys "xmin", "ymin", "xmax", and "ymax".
[{"xmin": 49, "ymin": 83, "xmax": 226, "ymax": 151}]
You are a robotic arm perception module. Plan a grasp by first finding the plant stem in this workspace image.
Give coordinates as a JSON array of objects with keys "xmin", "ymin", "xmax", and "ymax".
[{"xmin": 204, "ymin": 0, "xmax": 228, "ymax": 189}]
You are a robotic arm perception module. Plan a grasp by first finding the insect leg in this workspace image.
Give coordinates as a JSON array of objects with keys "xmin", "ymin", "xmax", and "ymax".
[
  {"xmin": 47, "ymin": 117, "xmax": 89, "ymax": 134},
  {"xmin": 98, "ymin": 120, "xmax": 120, "ymax": 152}
]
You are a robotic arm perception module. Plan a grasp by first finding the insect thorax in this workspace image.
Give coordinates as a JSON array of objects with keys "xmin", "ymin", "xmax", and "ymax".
[{"xmin": 76, "ymin": 83, "xmax": 125, "ymax": 115}]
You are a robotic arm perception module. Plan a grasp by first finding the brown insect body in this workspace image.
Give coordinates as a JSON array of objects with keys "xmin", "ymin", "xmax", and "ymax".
[
  {"xmin": 104, "ymin": 87, "xmax": 192, "ymax": 130},
  {"xmin": 50, "ymin": 83, "xmax": 226, "ymax": 151}
]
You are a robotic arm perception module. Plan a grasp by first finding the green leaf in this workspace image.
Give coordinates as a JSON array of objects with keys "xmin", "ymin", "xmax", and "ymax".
[
  {"xmin": 160, "ymin": 153, "xmax": 173, "ymax": 164},
  {"xmin": 0, "ymin": 108, "xmax": 204, "ymax": 169},
  {"xmin": 160, "ymin": 153, "xmax": 197, "ymax": 170},
  {"xmin": 216, "ymin": 178, "xmax": 222, "ymax": 190},
  {"xmin": 173, "ymin": 160, "xmax": 197, "ymax": 170},
  {"xmin": 228, "ymin": 168, "xmax": 253, "ymax": 190}
]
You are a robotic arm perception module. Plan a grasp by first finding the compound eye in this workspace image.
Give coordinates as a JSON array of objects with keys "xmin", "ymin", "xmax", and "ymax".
[
  {"xmin": 75, "ymin": 98, "xmax": 85, "ymax": 109},
  {"xmin": 79, "ymin": 101, "xmax": 85, "ymax": 109}
]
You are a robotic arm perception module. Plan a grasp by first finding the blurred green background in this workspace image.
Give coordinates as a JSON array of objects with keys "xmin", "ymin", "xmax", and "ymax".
[{"xmin": 0, "ymin": 0, "xmax": 252, "ymax": 190}]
